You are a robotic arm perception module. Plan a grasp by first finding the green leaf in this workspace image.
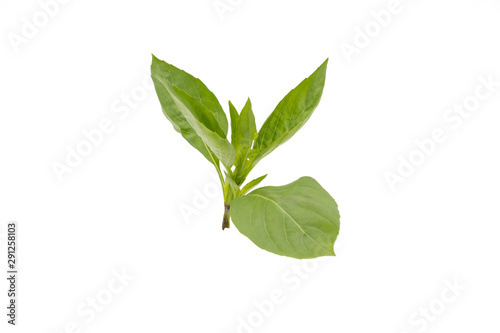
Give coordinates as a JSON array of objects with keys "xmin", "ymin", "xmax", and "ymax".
[
  {"xmin": 230, "ymin": 176, "xmax": 340, "ymax": 259},
  {"xmin": 151, "ymin": 56, "xmax": 229, "ymax": 166},
  {"xmin": 239, "ymin": 98, "xmax": 257, "ymax": 142},
  {"xmin": 229, "ymin": 101, "xmax": 240, "ymax": 146},
  {"xmin": 253, "ymin": 59, "xmax": 328, "ymax": 166},
  {"xmin": 151, "ymin": 56, "xmax": 228, "ymax": 134},
  {"xmin": 240, "ymin": 174, "xmax": 267, "ymax": 196},
  {"xmin": 229, "ymin": 99, "xmax": 258, "ymax": 184},
  {"xmin": 152, "ymin": 74, "xmax": 214, "ymax": 165},
  {"xmin": 155, "ymin": 75, "xmax": 235, "ymax": 169}
]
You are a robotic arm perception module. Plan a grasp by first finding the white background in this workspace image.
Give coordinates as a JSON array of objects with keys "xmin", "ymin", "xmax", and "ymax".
[{"xmin": 1, "ymin": 0, "xmax": 500, "ymax": 332}]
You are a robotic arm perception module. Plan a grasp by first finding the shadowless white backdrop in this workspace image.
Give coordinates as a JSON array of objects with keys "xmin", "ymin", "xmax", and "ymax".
[{"xmin": 1, "ymin": 0, "xmax": 500, "ymax": 332}]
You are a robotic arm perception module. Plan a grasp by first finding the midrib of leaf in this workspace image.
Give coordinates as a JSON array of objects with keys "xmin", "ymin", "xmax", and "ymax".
[
  {"xmin": 247, "ymin": 193, "xmax": 332, "ymax": 254},
  {"xmin": 168, "ymin": 73, "xmax": 226, "ymax": 134},
  {"xmin": 281, "ymin": 211, "xmax": 294, "ymax": 251},
  {"xmin": 191, "ymin": 77, "xmax": 226, "ymax": 133}
]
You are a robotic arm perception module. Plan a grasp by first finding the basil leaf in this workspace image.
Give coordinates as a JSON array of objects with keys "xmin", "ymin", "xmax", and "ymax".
[
  {"xmin": 155, "ymin": 75, "xmax": 235, "ymax": 169},
  {"xmin": 240, "ymin": 174, "xmax": 267, "ymax": 196},
  {"xmin": 254, "ymin": 59, "xmax": 328, "ymax": 166},
  {"xmin": 230, "ymin": 176, "xmax": 340, "ymax": 259},
  {"xmin": 229, "ymin": 101, "xmax": 240, "ymax": 146},
  {"xmin": 151, "ymin": 56, "xmax": 228, "ymax": 135},
  {"xmin": 229, "ymin": 99, "xmax": 257, "ymax": 183},
  {"xmin": 152, "ymin": 70, "xmax": 216, "ymax": 165},
  {"xmin": 239, "ymin": 98, "xmax": 257, "ymax": 142}
]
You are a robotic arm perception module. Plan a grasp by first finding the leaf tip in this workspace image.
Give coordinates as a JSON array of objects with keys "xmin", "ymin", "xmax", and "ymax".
[{"xmin": 151, "ymin": 54, "xmax": 161, "ymax": 65}]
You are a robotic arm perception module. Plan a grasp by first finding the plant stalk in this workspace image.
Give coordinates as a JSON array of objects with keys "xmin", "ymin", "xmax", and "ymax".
[{"xmin": 222, "ymin": 204, "xmax": 231, "ymax": 230}]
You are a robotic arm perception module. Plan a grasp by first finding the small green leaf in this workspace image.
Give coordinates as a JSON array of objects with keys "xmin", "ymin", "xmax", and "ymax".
[
  {"xmin": 229, "ymin": 99, "xmax": 257, "ymax": 183},
  {"xmin": 239, "ymin": 98, "xmax": 257, "ymax": 142},
  {"xmin": 156, "ymin": 76, "xmax": 235, "ymax": 168},
  {"xmin": 240, "ymin": 174, "xmax": 267, "ymax": 196},
  {"xmin": 231, "ymin": 176, "xmax": 340, "ymax": 259},
  {"xmin": 229, "ymin": 101, "xmax": 240, "ymax": 145},
  {"xmin": 254, "ymin": 59, "xmax": 328, "ymax": 166}
]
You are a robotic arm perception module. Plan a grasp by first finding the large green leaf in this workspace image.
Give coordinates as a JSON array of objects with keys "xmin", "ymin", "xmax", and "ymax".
[
  {"xmin": 155, "ymin": 75, "xmax": 235, "ymax": 169},
  {"xmin": 253, "ymin": 59, "xmax": 328, "ymax": 166},
  {"xmin": 151, "ymin": 56, "xmax": 229, "ymax": 166},
  {"xmin": 151, "ymin": 55, "xmax": 228, "ymax": 134},
  {"xmin": 230, "ymin": 176, "xmax": 340, "ymax": 259},
  {"xmin": 152, "ymin": 72, "xmax": 213, "ymax": 165}
]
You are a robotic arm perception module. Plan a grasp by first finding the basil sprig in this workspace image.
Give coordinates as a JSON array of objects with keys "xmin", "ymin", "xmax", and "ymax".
[{"xmin": 152, "ymin": 56, "xmax": 340, "ymax": 259}]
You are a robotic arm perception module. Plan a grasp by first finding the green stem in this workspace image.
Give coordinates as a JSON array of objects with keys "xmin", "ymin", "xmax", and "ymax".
[
  {"xmin": 202, "ymin": 140, "xmax": 225, "ymax": 188},
  {"xmin": 201, "ymin": 141, "xmax": 233, "ymax": 230}
]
